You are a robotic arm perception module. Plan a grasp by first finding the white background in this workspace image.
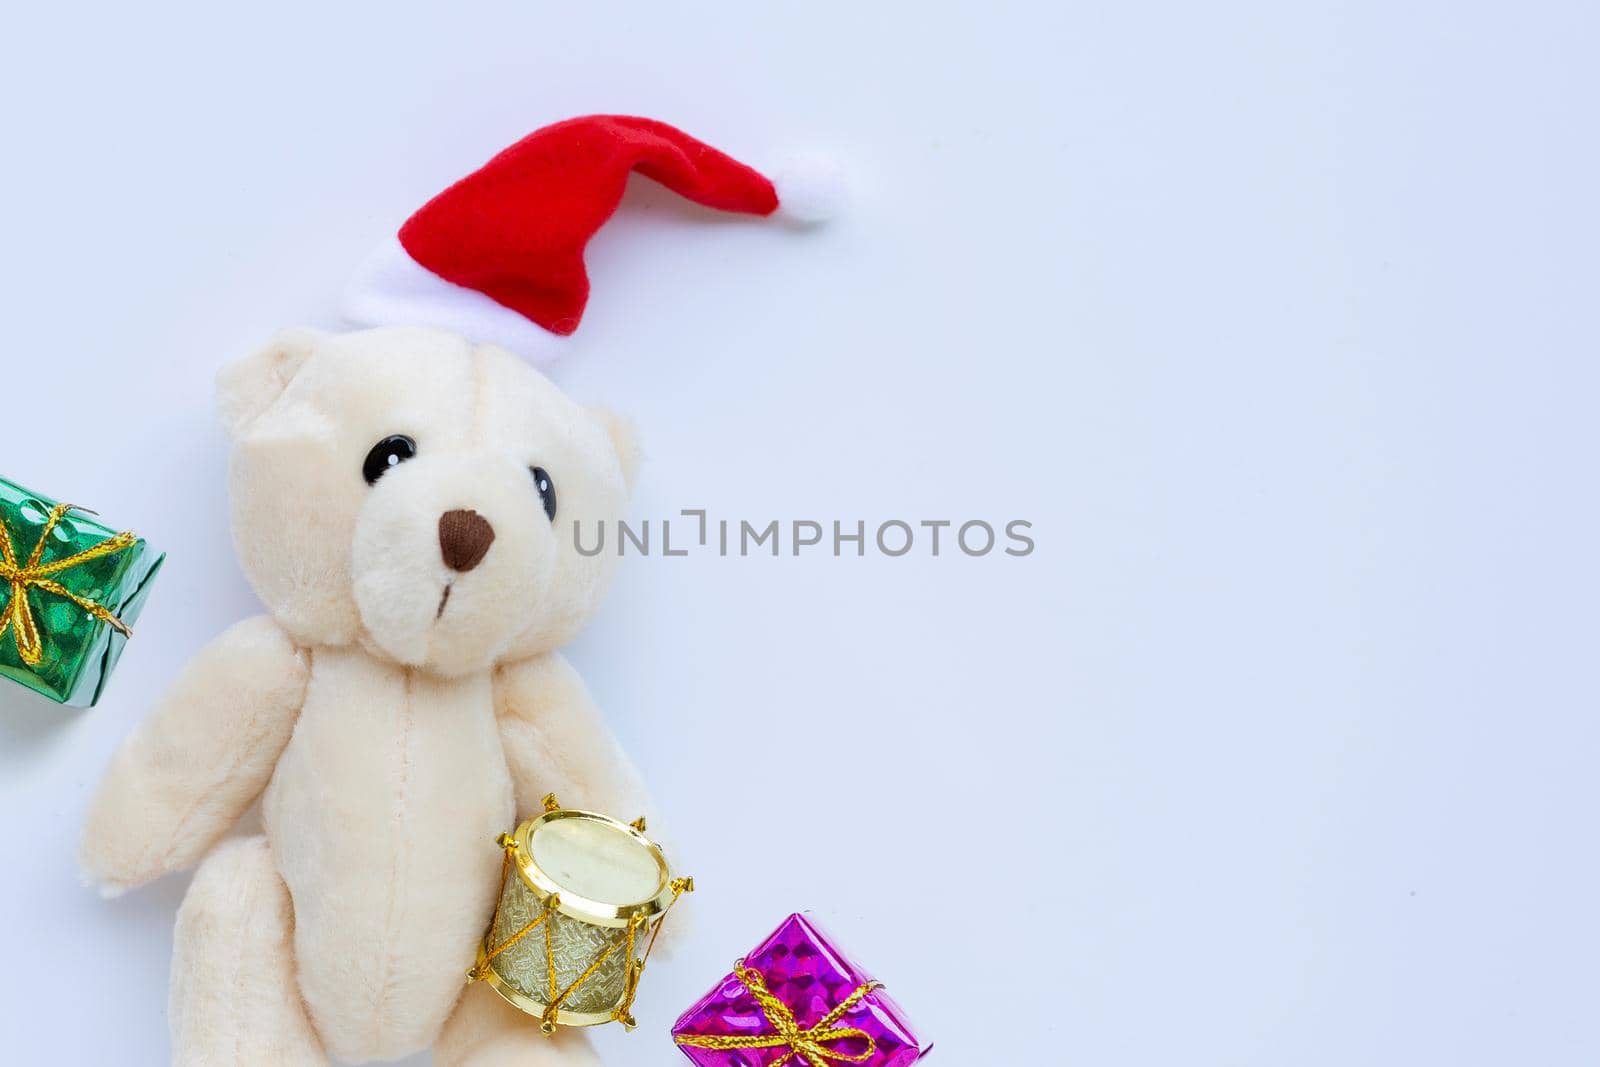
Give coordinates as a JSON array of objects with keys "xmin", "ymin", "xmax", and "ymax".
[{"xmin": 1, "ymin": 2, "xmax": 1596, "ymax": 1064}]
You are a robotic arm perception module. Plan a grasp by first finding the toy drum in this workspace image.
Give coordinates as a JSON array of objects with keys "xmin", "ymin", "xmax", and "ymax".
[{"xmin": 470, "ymin": 793, "xmax": 692, "ymax": 1033}]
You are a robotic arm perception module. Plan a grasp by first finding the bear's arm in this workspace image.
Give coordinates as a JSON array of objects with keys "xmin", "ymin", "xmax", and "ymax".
[
  {"xmin": 492, "ymin": 651, "xmax": 651, "ymax": 823},
  {"xmin": 79, "ymin": 615, "xmax": 309, "ymax": 895},
  {"xmin": 494, "ymin": 652, "xmax": 693, "ymax": 954}
]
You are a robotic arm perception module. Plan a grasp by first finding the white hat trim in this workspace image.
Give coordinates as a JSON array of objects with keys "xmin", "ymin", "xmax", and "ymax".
[{"xmin": 342, "ymin": 235, "xmax": 567, "ymax": 364}]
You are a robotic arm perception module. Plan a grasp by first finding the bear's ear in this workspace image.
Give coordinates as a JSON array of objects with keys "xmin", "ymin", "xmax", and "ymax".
[
  {"xmin": 590, "ymin": 407, "xmax": 642, "ymax": 493},
  {"xmin": 216, "ymin": 327, "xmax": 325, "ymax": 437}
]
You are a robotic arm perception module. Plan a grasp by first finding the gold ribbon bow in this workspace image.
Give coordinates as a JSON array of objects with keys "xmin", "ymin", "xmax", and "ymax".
[
  {"xmin": 675, "ymin": 960, "xmax": 882, "ymax": 1067},
  {"xmin": 0, "ymin": 503, "xmax": 138, "ymax": 666}
]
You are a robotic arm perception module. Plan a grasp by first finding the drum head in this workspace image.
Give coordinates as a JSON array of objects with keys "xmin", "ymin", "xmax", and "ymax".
[{"xmin": 526, "ymin": 811, "xmax": 668, "ymax": 911}]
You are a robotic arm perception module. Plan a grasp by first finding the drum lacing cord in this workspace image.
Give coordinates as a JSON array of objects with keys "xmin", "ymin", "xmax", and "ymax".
[
  {"xmin": 611, "ymin": 875, "xmax": 695, "ymax": 1027},
  {"xmin": 468, "ymin": 839, "xmax": 559, "ymax": 983},
  {"xmin": 533, "ymin": 910, "xmax": 648, "ymax": 1032},
  {"xmin": 471, "ymin": 820, "xmax": 697, "ymax": 1033}
]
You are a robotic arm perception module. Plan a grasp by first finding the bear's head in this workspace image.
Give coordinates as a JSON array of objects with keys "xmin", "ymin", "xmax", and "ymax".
[{"xmin": 215, "ymin": 326, "xmax": 638, "ymax": 676}]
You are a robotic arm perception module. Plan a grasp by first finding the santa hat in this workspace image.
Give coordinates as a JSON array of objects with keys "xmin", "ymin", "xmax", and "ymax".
[{"xmin": 344, "ymin": 114, "xmax": 841, "ymax": 362}]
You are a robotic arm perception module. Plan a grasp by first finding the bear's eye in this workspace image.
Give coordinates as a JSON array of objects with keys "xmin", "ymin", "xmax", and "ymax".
[
  {"xmin": 530, "ymin": 466, "xmax": 557, "ymax": 521},
  {"xmin": 363, "ymin": 435, "xmax": 417, "ymax": 485}
]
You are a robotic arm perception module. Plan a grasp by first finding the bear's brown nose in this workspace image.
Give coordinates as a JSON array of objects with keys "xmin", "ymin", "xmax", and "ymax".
[{"xmin": 439, "ymin": 509, "xmax": 495, "ymax": 572}]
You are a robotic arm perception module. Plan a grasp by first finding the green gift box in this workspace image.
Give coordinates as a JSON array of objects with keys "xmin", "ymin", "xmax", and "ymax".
[{"xmin": 0, "ymin": 476, "xmax": 163, "ymax": 706}]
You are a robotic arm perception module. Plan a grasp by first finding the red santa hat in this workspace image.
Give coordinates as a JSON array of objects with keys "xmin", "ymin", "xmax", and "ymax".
[{"xmin": 344, "ymin": 114, "xmax": 841, "ymax": 362}]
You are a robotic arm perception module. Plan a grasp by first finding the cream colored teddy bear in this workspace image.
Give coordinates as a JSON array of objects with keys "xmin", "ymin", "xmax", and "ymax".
[{"xmin": 82, "ymin": 325, "xmax": 652, "ymax": 1067}]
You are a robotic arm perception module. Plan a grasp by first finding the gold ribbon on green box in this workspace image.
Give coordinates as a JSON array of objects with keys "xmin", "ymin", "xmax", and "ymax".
[
  {"xmin": 0, "ymin": 478, "xmax": 162, "ymax": 707},
  {"xmin": 0, "ymin": 503, "xmax": 138, "ymax": 666}
]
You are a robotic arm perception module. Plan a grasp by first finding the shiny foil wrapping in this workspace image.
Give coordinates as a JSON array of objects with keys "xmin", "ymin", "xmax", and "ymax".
[
  {"xmin": 0, "ymin": 476, "xmax": 163, "ymax": 706},
  {"xmin": 673, "ymin": 913, "xmax": 930, "ymax": 1067}
]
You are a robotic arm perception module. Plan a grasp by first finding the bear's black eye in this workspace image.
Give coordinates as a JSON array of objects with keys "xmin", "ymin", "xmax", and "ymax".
[
  {"xmin": 363, "ymin": 435, "xmax": 417, "ymax": 485},
  {"xmin": 530, "ymin": 466, "xmax": 557, "ymax": 521}
]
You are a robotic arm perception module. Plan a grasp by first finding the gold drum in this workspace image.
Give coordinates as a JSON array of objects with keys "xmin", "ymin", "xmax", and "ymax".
[{"xmin": 470, "ymin": 794, "xmax": 691, "ymax": 1033}]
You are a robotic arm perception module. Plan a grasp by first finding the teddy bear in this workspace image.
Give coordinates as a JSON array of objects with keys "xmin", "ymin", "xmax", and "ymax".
[
  {"xmin": 78, "ymin": 117, "xmax": 833, "ymax": 1066},
  {"xmin": 83, "ymin": 324, "xmax": 653, "ymax": 1066}
]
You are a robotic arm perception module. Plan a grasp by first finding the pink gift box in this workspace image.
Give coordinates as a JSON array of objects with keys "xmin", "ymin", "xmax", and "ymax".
[{"xmin": 673, "ymin": 913, "xmax": 930, "ymax": 1067}]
